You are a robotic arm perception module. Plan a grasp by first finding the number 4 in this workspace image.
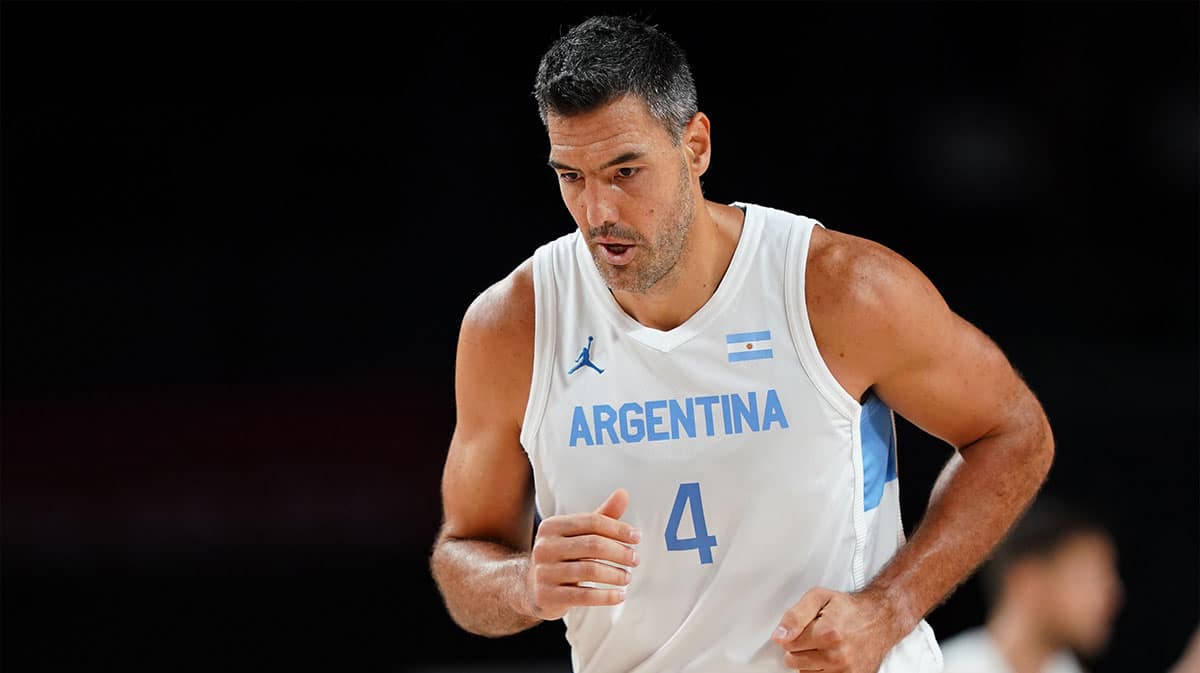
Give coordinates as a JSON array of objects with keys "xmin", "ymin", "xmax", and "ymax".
[{"xmin": 665, "ymin": 482, "xmax": 718, "ymax": 564}]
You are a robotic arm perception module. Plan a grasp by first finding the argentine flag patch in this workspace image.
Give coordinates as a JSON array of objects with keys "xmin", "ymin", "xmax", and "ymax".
[{"xmin": 726, "ymin": 330, "xmax": 773, "ymax": 362}]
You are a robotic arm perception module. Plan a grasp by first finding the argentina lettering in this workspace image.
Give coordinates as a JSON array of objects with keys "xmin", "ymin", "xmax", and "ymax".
[{"xmin": 568, "ymin": 389, "xmax": 789, "ymax": 447}]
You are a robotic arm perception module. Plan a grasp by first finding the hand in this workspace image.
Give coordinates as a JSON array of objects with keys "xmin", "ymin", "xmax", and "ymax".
[
  {"xmin": 521, "ymin": 488, "xmax": 641, "ymax": 620},
  {"xmin": 771, "ymin": 587, "xmax": 901, "ymax": 673}
]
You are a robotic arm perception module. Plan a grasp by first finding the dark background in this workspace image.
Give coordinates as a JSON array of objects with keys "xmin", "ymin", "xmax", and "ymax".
[{"xmin": 2, "ymin": 1, "xmax": 1196, "ymax": 672}]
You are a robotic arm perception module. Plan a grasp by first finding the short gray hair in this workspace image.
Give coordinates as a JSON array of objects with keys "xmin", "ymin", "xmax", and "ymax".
[{"xmin": 533, "ymin": 15, "xmax": 699, "ymax": 144}]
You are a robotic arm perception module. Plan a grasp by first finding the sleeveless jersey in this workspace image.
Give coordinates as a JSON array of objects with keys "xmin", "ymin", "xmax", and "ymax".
[{"xmin": 519, "ymin": 202, "xmax": 943, "ymax": 673}]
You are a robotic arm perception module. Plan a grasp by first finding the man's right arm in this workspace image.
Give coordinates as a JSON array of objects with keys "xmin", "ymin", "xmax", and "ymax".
[
  {"xmin": 429, "ymin": 260, "xmax": 638, "ymax": 637},
  {"xmin": 429, "ymin": 260, "xmax": 542, "ymax": 637}
]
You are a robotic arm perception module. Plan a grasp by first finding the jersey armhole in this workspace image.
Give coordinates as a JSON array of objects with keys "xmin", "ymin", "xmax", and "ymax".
[
  {"xmin": 785, "ymin": 216, "xmax": 872, "ymax": 589},
  {"xmin": 519, "ymin": 244, "xmax": 557, "ymax": 452},
  {"xmin": 783, "ymin": 216, "xmax": 862, "ymax": 422}
]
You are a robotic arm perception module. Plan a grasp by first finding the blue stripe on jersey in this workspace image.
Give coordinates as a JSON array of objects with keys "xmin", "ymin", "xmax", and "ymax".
[
  {"xmin": 726, "ymin": 330, "xmax": 771, "ymax": 343},
  {"xmin": 861, "ymin": 393, "xmax": 898, "ymax": 511},
  {"xmin": 728, "ymin": 349, "xmax": 774, "ymax": 362}
]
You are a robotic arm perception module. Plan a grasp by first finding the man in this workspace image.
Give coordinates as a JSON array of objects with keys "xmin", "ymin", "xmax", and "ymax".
[
  {"xmin": 430, "ymin": 15, "xmax": 1054, "ymax": 673},
  {"xmin": 939, "ymin": 496, "xmax": 1123, "ymax": 673}
]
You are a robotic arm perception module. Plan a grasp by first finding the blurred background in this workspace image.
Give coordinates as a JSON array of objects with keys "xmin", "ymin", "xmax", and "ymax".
[{"xmin": 2, "ymin": 1, "xmax": 1196, "ymax": 672}]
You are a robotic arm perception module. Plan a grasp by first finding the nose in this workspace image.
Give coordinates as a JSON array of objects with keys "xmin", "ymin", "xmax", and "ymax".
[{"xmin": 581, "ymin": 179, "xmax": 620, "ymax": 230}]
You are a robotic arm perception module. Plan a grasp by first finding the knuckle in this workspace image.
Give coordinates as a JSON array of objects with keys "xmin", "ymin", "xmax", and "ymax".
[
  {"xmin": 593, "ymin": 564, "xmax": 618, "ymax": 584},
  {"xmin": 531, "ymin": 539, "xmax": 552, "ymax": 563},
  {"xmin": 583, "ymin": 561, "xmax": 606, "ymax": 582},
  {"xmin": 561, "ymin": 588, "xmax": 584, "ymax": 608},
  {"xmin": 586, "ymin": 536, "xmax": 605, "ymax": 555}
]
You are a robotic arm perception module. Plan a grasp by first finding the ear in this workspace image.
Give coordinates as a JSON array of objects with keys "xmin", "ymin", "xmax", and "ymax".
[{"xmin": 682, "ymin": 112, "xmax": 712, "ymax": 177}]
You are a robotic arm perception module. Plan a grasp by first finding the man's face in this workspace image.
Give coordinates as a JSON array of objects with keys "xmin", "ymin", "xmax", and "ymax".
[
  {"xmin": 546, "ymin": 95, "xmax": 697, "ymax": 293},
  {"xmin": 1040, "ymin": 533, "xmax": 1124, "ymax": 656}
]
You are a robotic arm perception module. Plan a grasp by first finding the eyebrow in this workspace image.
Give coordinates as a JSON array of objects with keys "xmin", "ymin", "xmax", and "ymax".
[{"xmin": 547, "ymin": 151, "xmax": 645, "ymax": 172}]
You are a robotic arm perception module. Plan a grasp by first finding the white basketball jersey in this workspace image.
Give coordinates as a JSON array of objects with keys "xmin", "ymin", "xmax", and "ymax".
[{"xmin": 520, "ymin": 202, "xmax": 943, "ymax": 673}]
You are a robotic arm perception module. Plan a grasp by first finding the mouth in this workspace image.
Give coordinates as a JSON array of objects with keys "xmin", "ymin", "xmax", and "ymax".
[{"xmin": 596, "ymin": 242, "xmax": 637, "ymax": 266}]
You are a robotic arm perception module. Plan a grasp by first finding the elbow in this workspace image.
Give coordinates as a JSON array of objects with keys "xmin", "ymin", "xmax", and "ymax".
[
  {"xmin": 429, "ymin": 536, "xmax": 529, "ymax": 639},
  {"xmin": 428, "ymin": 538, "xmax": 474, "ymax": 633},
  {"xmin": 443, "ymin": 603, "xmax": 497, "ymax": 638},
  {"xmin": 1026, "ymin": 401, "xmax": 1055, "ymax": 486}
]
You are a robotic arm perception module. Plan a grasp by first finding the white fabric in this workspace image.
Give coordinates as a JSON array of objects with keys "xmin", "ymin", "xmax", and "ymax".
[
  {"xmin": 521, "ymin": 202, "xmax": 943, "ymax": 673},
  {"xmin": 940, "ymin": 627, "xmax": 1085, "ymax": 673}
]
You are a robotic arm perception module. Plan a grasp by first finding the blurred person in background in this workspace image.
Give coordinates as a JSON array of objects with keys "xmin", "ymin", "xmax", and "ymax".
[
  {"xmin": 1168, "ymin": 625, "xmax": 1200, "ymax": 673},
  {"xmin": 939, "ymin": 496, "xmax": 1123, "ymax": 673}
]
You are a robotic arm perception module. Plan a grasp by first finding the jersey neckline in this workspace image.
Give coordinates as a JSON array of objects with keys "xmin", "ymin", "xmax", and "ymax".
[{"xmin": 572, "ymin": 201, "xmax": 765, "ymax": 353}]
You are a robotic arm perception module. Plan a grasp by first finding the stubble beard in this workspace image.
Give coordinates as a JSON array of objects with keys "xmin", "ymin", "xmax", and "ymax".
[{"xmin": 589, "ymin": 164, "xmax": 696, "ymax": 294}]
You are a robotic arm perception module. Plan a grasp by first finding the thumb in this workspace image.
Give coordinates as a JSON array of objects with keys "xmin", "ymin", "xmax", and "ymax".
[
  {"xmin": 773, "ymin": 587, "xmax": 834, "ymax": 645},
  {"xmin": 595, "ymin": 488, "xmax": 629, "ymax": 520}
]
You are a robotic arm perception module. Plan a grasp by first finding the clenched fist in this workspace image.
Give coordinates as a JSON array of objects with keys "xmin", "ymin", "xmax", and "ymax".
[
  {"xmin": 771, "ymin": 587, "xmax": 900, "ymax": 673},
  {"xmin": 521, "ymin": 488, "xmax": 642, "ymax": 621}
]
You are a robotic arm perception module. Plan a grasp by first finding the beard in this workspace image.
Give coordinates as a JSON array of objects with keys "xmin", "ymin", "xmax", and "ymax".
[{"xmin": 586, "ymin": 162, "xmax": 695, "ymax": 294}]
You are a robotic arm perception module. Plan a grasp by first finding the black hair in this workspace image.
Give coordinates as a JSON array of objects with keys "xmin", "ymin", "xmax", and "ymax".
[
  {"xmin": 981, "ymin": 497, "xmax": 1112, "ymax": 606},
  {"xmin": 533, "ymin": 15, "xmax": 699, "ymax": 144}
]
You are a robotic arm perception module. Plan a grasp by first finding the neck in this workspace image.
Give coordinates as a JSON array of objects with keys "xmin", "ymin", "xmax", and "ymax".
[
  {"xmin": 987, "ymin": 600, "xmax": 1061, "ymax": 673},
  {"xmin": 610, "ymin": 199, "xmax": 744, "ymax": 330}
]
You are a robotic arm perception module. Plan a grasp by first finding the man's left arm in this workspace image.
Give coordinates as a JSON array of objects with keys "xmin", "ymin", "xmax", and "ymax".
[{"xmin": 773, "ymin": 235, "xmax": 1054, "ymax": 672}]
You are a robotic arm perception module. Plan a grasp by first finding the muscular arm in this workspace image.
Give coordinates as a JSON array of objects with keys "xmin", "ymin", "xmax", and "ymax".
[
  {"xmin": 430, "ymin": 261, "xmax": 636, "ymax": 637},
  {"xmin": 810, "ymin": 229, "xmax": 1054, "ymax": 641},
  {"xmin": 429, "ymin": 260, "xmax": 541, "ymax": 637}
]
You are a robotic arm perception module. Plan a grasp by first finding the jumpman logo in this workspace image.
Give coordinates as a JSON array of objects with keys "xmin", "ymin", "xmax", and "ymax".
[{"xmin": 568, "ymin": 336, "xmax": 604, "ymax": 375}]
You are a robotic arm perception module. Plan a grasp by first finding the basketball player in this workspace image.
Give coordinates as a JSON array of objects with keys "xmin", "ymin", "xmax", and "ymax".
[
  {"xmin": 430, "ymin": 15, "xmax": 1054, "ymax": 673},
  {"xmin": 939, "ymin": 497, "xmax": 1123, "ymax": 673}
]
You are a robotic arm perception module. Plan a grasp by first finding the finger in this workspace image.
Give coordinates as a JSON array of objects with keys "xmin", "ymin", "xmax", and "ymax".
[
  {"xmin": 541, "ymin": 560, "xmax": 631, "ymax": 587},
  {"xmin": 547, "ymin": 584, "xmax": 626, "ymax": 608},
  {"xmin": 782, "ymin": 648, "xmax": 825, "ymax": 671},
  {"xmin": 539, "ymin": 511, "xmax": 641, "ymax": 545},
  {"xmin": 555, "ymin": 534, "xmax": 639, "ymax": 566},
  {"xmin": 594, "ymin": 488, "xmax": 629, "ymax": 520},
  {"xmin": 773, "ymin": 587, "xmax": 835, "ymax": 646},
  {"xmin": 806, "ymin": 618, "xmax": 845, "ymax": 650}
]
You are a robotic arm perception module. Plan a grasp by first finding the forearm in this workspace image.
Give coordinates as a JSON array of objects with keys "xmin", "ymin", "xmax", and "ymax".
[
  {"xmin": 863, "ymin": 416, "xmax": 1054, "ymax": 640},
  {"xmin": 430, "ymin": 537, "xmax": 541, "ymax": 637}
]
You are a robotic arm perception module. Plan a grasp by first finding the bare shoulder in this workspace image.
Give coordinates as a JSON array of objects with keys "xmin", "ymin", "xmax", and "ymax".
[
  {"xmin": 806, "ymin": 225, "xmax": 943, "ymax": 317},
  {"xmin": 456, "ymin": 257, "xmax": 536, "ymax": 426},
  {"xmin": 805, "ymin": 222, "xmax": 1045, "ymax": 451},
  {"xmin": 805, "ymin": 225, "xmax": 950, "ymax": 400},
  {"xmin": 460, "ymin": 257, "xmax": 535, "ymax": 345}
]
